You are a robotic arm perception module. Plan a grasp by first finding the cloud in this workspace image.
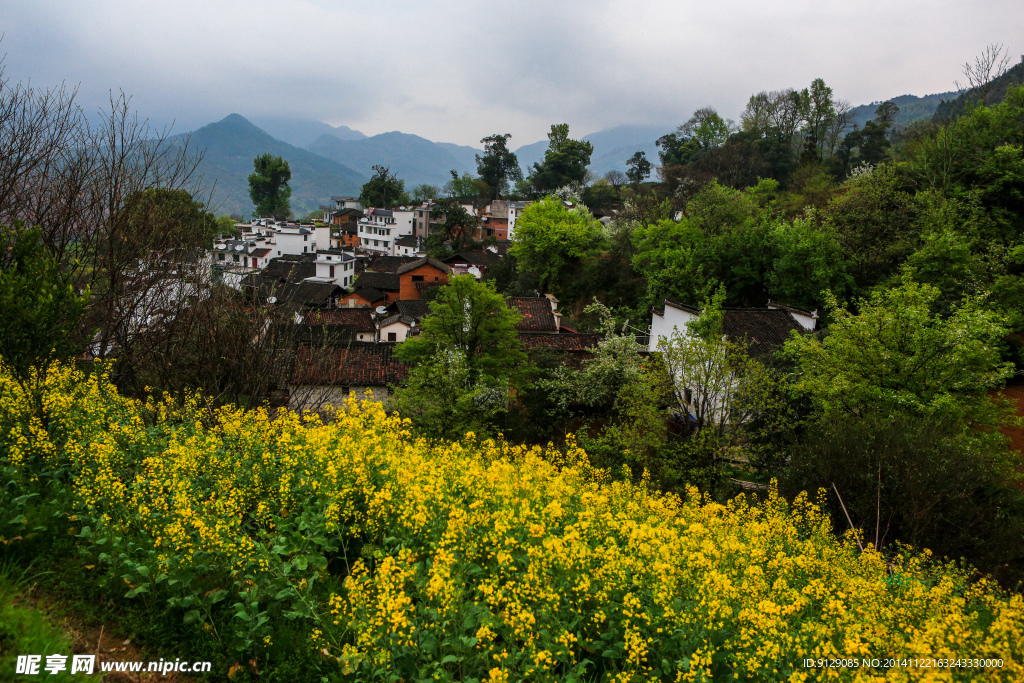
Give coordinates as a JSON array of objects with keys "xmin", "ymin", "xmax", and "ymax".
[{"xmin": 2, "ymin": 0, "xmax": 1022, "ymax": 145}]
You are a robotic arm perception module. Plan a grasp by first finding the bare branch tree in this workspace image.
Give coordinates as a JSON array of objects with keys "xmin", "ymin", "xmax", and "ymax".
[{"xmin": 955, "ymin": 43, "xmax": 1011, "ymax": 106}]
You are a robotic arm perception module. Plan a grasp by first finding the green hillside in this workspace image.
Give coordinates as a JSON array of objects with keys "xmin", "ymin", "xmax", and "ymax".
[{"xmin": 180, "ymin": 114, "xmax": 367, "ymax": 218}]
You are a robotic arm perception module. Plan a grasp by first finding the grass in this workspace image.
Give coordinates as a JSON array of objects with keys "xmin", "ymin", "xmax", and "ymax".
[{"xmin": 0, "ymin": 560, "xmax": 89, "ymax": 682}]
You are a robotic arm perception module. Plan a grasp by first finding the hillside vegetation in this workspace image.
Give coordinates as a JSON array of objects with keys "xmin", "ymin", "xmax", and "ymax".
[{"xmin": 1, "ymin": 362, "xmax": 1021, "ymax": 681}]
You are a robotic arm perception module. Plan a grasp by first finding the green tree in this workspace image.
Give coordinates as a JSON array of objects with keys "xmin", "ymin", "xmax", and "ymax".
[
  {"xmin": 768, "ymin": 214, "xmax": 852, "ymax": 311},
  {"xmin": 411, "ymin": 183, "xmax": 440, "ymax": 202},
  {"xmin": 394, "ymin": 275, "xmax": 527, "ymax": 386},
  {"xmin": 0, "ymin": 224, "xmax": 90, "ymax": 382},
  {"xmin": 359, "ymin": 165, "xmax": 409, "ymax": 208},
  {"xmin": 625, "ymin": 151, "xmax": 651, "ymax": 186},
  {"xmin": 529, "ymin": 124, "xmax": 594, "ymax": 194},
  {"xmin": 216, "ymin": 214, "xmax": 238, "ymax": 237},
  {"xmin": 476, "ymin": 133, "xmax": 523, "ymax": 199},
  {"xmin": 248, "ymin": 154, "xmax": 292, "ymax": 219},
  {"xmin": 784, "ymin": 277, "xmax": 1015, "ymax": 456},
  {"xmin": 120, "ymin": 188, "xmax": 219, "ymax": 249},
  {"xmin": 509, "ymin": 196, "xmax": 604, "ymax": 293}
]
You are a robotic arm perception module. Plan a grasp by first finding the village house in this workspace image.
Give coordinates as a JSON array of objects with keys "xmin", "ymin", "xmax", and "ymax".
[
  {"xmin": 302, "ymin": 308, "xmax": 377, "ymax": 343},
  {"xmin": 444, "ymin": 248, "xmax": 502, "ymax": 280},
  {"xmin": 507, "ymin": 296, "xmax": 563, "ymax": 334},
  {"xmin": 287, "ymin": 343, "xmax": 409, "ymax": 410},
  {"xmin": 312, "ymin": 250, "xmax": 357, "ymax": 288},
  {"xmin": 357, "ymin": 207, "xmax": 415, "ymax": 255},
  {"xmin": 648, "ymin": 299, "xmax": 813, "ymax": 354}
]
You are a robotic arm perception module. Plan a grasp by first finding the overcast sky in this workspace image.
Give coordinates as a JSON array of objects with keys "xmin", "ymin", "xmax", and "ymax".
[{"xmin": 3, "ymin": 0, "xmax": 1022, "ymax": 147}]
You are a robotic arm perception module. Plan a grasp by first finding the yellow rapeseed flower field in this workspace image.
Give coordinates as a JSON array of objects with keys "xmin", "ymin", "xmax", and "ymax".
[{"xmin": 0, "ymin": 361, "xmax": 1021, "ymax": 681}]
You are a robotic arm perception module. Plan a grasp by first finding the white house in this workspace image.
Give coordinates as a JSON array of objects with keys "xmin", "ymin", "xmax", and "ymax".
[
  {"xmin": 314, "ymin": 250, "xmax": 357, "ymax": 288},
  {"xmin": 357, "ymin": 208, "xmax": 414, "ymax": 255},
  {"xmin": 273, "ymin": 224, "xmax": 314, "ymax": 256},
  {"xmin": 376, "ymin": 314, "xmax": 415, "ymax": 343}
]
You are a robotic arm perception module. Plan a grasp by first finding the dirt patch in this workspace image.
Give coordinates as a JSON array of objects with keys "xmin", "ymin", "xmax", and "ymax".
[{"xmin": 11, "ymin": 581, "xmax": 201, "ymax": 683}]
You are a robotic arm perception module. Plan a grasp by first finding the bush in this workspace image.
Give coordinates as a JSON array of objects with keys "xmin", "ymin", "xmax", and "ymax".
[
  {"xmin": 1, "ymin": 361, "xmax": 1023, "ymax": 681},
  {"xmin": 783, "ymin": 414, "xmax": 1024, "ymax": 587}
]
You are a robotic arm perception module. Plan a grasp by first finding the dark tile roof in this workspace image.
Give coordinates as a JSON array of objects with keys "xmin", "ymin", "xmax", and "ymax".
[
  {"xmin": 378, "ymin": 313, "xmax": 414, "ymax": 328},
  {"xmin": 291, "ymin": 344, "xmax": 409, "ymax": 386},
  {"xmin": 721, "ymin": 309, "xmax": 803, "ymax": 357},
  {"xmin": 252, "ymin": 248, "xmax": 271, "ymax": 257},
  {"xmin": 304, "ymin": 308, "xmax": 375, "ymax": 333},
  {"xmin": 517, "ymin": 333, "xmax": 601, "ymax": 352},
  {"xmin": 394, "ymin": 235, "xmax": 419, "ymax": 247},
  {"xmin": 766, "ymin": 300, "xmax": 818, "ymax": 320},
  {"xmin": 445, "ymin": 250, "xmax": 502, "ymax": 267},
  {"xmin": 276, "ymin": 281, "xmax": 342, "ymax": 307},
  {"xmin": 345, "ymin": 288, "xmax": 386, "ymax": 305},
  {"xmin": 507, "ymin": 297, "xmax": 558, "ymax": 333},
  {"xmin": 392, "ymin": 299, "xmax": 432, "ymax": 320},
  {"xmin": 292, "ymin": 323, "xmax": 356, "ymax": 346},
  {"xmin": 361, "ymin": 256, "xmax": 447, "ymax": 277},
  {"xmin": 353, "ymin": 271, "xmax": 401, "ymax": 291},
  {"xmin": 367, "ymin": 256, "xmax": 421, "ymax": 273},
  {"xmin": 263, "ymin": 258, "xmax": 317, "ymax": 282},
  {"xmin": 658, "ymin": 299, "xmax": 803, "ymax": 356}
]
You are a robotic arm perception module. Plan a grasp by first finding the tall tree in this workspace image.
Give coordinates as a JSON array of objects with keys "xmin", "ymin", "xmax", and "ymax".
[
  {"xmin": 625, "ymin": 151, "xmax": 651, "ymax": 186},
  {"xmin": 529, "ymin": 124, "xmax": 594, "ymax": 195},
  {"xmin": 248, "ymin": 154, "xmax": 292, "ymax": 219},
  {"xmin": 509, "ymin": 196, "xmax": 604, "ymax": 293},
  {"xmin": 359, "ymin": 164, "xmax": 409, "ymax": 208},
  {"xmin": 394, "ymin": 275, "xmax": 527, "ymax": 386},
  {"xmin": 476, "ymin": 133, "xmax": 523, "ymax": 199},
  {"xmin": 0, "ymin": 224, "xmax": 90, "ymax": 384}
]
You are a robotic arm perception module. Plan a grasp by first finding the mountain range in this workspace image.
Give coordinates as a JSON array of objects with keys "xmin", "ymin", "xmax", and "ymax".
[
  {"xmin": 178, "ymin": 114, "xmax": 367, "ymax": 218},
  {"xmin": 182, "ymin": 79, "xmax": 989, "ymax": 218}
]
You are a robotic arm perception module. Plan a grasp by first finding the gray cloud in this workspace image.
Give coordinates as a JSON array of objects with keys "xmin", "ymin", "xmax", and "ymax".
[{"xmin": 3, "ymin": 0, "xmax": 1022, "ymax": 146}]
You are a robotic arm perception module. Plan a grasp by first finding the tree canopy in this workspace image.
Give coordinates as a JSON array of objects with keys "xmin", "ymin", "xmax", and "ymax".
[
  {"xmin": 509, "ymin": 196, "xmax": 604, "ymax": 293},
  {"xmin": 248, "ymin": 154, "xmax": 292, "ymax": 219},
  {"xmin": 359, "ymin": 165, "xmax": 409, "ymax": 208},
  {"xmin": 476, "ymin": 133, "xmax": 523, "ymax": 199},
  {"xmin": 529, "ymin": 124, "xmax": 594, "ymax": 195}
]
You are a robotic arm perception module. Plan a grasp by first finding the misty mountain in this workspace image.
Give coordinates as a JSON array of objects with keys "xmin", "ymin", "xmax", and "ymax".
[
  {"xmin": 181, "ymin": 114, "xmax": 366, "ymax": 218},
  {"xmin": 515, "ymin": 123, "xmax": 674, "ymax": 177},
  {"xmin": 847, "ymin": 91, "xmax": 958, "ymax": 130},
  {"xmin": 247, "ymin": 116, "xmax": 366, "ymax": 148},
  {"xmin": 305, "ymin": 131, "xmax": 481, "ymax": 188}
]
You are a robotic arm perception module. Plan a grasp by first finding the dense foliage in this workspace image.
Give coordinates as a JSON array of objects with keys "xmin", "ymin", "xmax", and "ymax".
[{"xmin": 1, "ymin": 362, "xmax": 1022, "ymax": 681}]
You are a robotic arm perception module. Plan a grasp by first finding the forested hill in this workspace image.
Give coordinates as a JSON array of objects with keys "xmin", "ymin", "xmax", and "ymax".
[
  {"xmin": 848, "ymin": 90, "xmax": 958, "ymax": 129},
  {"xmin": 179, "ymin": 114, "xmax": 366, "ymax": 218},
  {"xmin": 933, "ymin": 56, "xmax": 1024, "ymax": 120},
  {"xmin": 305, "ymin": 131, "xmax": 481, "ymax": 188}
]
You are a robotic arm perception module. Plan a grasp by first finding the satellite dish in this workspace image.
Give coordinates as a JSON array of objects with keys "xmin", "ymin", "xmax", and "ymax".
[
  {"xmin": 235, "ymin": 245, "xmax": 244, "ymax": 251},
  {"xmin": 216, "ymin": 244, "xmax": 226, "ymax": 250},
  {"xmin": 468, "ymin": 266, "xmax": 481, "ymax": 277},
  {"xmin": 486, "ymin": 245, "xmax": 498, "ymax": 254},
  {"xmin": 375, "ymin": 306, "xmax": 388, "ymax": 315},
  {"xmin": 267, "ymin": 296, "xmax": 277, "ymax": 304}
]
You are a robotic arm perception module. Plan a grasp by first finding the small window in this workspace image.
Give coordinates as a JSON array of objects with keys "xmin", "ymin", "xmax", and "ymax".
[
  {"xmin": 388, "ymin": 332, "xmax": 397, "ymax": 342},
  {"xmin": 303, "ymin": 235, "xmax": 308, "ymax": 241},
  {"xmin": 330, "ymin": 265, "xmax": 335, "ymax": 277},
  {"xmin": 411, "ymin": 275, "xmax": 424, "ymax": 282}
]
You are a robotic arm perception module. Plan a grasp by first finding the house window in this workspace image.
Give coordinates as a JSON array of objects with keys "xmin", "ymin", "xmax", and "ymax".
[
  {"xmin": 232, "ymin": 254, "xmax": 239, "ymax": 262},
  {"xmin": 303, "ymin": 235, "xmax": 308, "ymax": 241},
  {"xmin": 329, "ymin": 265, "xmax": 335, "ymax": 277},
  {"xmin": 387, "ymin": 332, "xmax": 397, "ymax": 342},
  {"xmin": 218, "ymin": 253, "xmax": 225, "ymax": 261},
  {"xmin": 411, "ymin": 275, "xmax": 424, "ymax": 282}
]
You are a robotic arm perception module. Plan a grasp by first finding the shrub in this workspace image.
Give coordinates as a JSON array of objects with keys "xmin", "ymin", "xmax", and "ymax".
[{"xmin": 1, "ymin": 361, "xmax": 1022, "ymax": 681}]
